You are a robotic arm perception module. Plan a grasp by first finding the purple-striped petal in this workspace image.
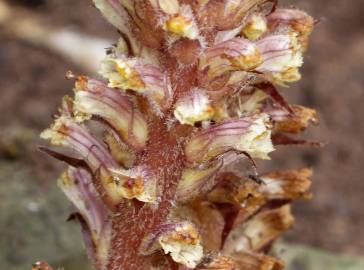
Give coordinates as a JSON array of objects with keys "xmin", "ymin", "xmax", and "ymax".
[
  {"xmin": 185, "ymin": 114, "xmax": 274, "ymax": 165},
  {"xmin": 73, "ymin": 77, "xmax": 148, "ymax": 149},
  {"xmin": 59, "ymin": 168, "xmax": 112, "ymax": 269}
]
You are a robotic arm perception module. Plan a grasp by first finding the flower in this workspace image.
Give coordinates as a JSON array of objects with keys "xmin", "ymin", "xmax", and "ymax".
[
  {"xmin": 185, "ymin": 114, "xmax": 274, "ymax": 165},
  {"xmin": 41, "ymin": 104, "xmax": 155, "ymax": 206},
  {"xmin": 73, "ymin": 77, "xmax": 149, "ymax": 149},
  {"xmin": 175, "ymin": 160, "xmax": 223, "ymax": 203},
  {"xmin": 200, "ymin": 38, "xmax": 262, "ymax": 78},
  {"xmin": 256, "ymin": 34, "xmax": 304, "ymax": 85},
  {"xmin": 224, "ymin": 205, "xmax": 294, "ymax": 253},
  {"xmin": 100, "ymin": 57, "xmax": 173, "ymax": 110},
  {"xmin": 59, "ymin": 168, "xmax": 112, "ymax": 268}
]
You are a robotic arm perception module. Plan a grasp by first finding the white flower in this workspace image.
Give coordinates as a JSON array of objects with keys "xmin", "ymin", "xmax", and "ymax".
[{"xmin": 185, "ymin": 113, "xmax": 275, "ymax": 165}]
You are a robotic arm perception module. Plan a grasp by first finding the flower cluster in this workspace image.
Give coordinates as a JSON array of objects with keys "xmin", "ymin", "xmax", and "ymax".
[{"xmin": 40, "ymin": 1, "xmax": 318, "ymax": 269}]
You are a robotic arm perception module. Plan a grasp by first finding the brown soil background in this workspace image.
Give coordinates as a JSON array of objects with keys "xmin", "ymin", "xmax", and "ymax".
[{"xmin": 1, "ymin": 0, "xmax": 363, "ymax": 260}]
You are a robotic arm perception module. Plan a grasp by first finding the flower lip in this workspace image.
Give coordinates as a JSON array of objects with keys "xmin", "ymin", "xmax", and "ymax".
[
  {"xmin": 100, "ymin": 58, "xmax": 146, "ymax": 90},
  {"xmin": 109, "ymin": 167, "xmax": 157, "ymax": 203},
  {"xmin": 140, "ymin": 222, "xmax": 204, "ymax": 268},
  {"xmin": 258, "ymin": 168, "xmax": 313, "ymax": 200},
  {"xmin": 274, "ymin": 105, "xmax": 319, "ymax": 133},
  {"xmin": 165, "ymin": 15, "xmax": 194, "ymax": 37}
]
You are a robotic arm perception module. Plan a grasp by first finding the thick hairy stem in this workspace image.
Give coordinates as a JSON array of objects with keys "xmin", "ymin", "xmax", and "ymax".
[{"xmin": 108, "ymin": 59, "xmax": 196, "ymax": 268}]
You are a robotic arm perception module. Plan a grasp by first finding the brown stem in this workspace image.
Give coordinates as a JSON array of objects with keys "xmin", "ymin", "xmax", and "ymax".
[{"xmin": 107, "ymin": 59, "xmax": 197, "ymax": 270}]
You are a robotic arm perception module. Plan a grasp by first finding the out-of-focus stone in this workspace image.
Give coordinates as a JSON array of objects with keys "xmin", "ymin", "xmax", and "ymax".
[
  {"xmin": 0, "ymin": 158, "xmax": 91, "ymax": 270},
  {"xmin": 273, "ymin": 242, "xmax": 364, "ymax": 270}
]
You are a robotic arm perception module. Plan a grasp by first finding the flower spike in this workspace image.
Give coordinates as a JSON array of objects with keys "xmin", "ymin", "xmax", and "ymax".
[{"xmin": 40, "ymin": 1, "xmax": 318, "ymax": 269}]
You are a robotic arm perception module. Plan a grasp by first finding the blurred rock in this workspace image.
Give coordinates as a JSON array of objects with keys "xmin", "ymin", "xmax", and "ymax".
[
  {"xmin": 273, "ymin": 242, "xmax": 364, "ymax": 270},
  {"xmin": 0, "ymin": 158, "xmax": 89, "ymax": 270}
]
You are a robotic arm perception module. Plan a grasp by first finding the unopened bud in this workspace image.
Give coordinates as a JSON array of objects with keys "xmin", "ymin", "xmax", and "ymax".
[{"xmin": 164, "ymin": 6, "xmax": 199, "ymax": 40}]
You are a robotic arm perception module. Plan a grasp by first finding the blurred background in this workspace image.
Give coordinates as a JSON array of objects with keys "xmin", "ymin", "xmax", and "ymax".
[{"xmin": 0, "ymin": 0, "xmax": 363, "ymax": 269}]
